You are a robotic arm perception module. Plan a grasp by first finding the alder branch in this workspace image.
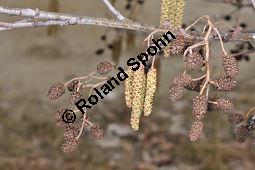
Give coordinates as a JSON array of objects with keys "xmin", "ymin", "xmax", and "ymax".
[
  {"xmin": 0, "ymin": 6, "xmax": 155, "ymax": 32},
  {"xmin": 100, "ymin": 0, "xmax": 126, "ymax": 20},
  {"xmin": 0, "ymin": 6, "xmax": 254, "ymax": 42}
]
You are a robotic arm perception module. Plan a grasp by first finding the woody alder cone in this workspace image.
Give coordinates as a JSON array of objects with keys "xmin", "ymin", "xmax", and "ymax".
[
  {"xmin": 184, "ymin": 52, "xmax": 204, "ymax": 70},
  {"xmin": 172, "ymin": 74, "xmax": 193, "ymax": 87},
  {"xmin": 212, "ymin": 75, "xmax": 236, "ymax": 91},
  {"xmin": 47, "ymin": 83, "xmax": 65, "ymax": 100},
  {"xmin": 67, "ymin": 80, "xmax": 79, "ymax": 92},
  {"xmin": 169, "ymin": 34, "xmax": 187, "ymax": 55},
  {"xmin": 192, "ymin": 95, "xmax": 208, "ymax": 121},
  {"xmin": 235, "ymin": 124, "xmax": 249, "ymax": 143},
  {"xmin": 184, "ymin": 77, "xmax": 205, "ymax": 92},
  {"xmin": 169, "ymin": 74, "xmax": 192, "ymax": 102},
  {"xmin": 222, "ymin": 55, "xmax": 239, "ymax": 78},
  {"xmin": 189, "ymin": 121, "xmax": 204, "ymax": 142},
  {"xmin": 97, "ymin": 61, "xmax": 113, "ymax": 75},
  {"xmin": 91, "ymin": 125, "xmax": 104, "ymax": 140},
  {"xmin": 229, "ymin": 113, "xmax": 243, "ymax": 124},
  {"xmin": 215, "ymin": 98, "xmax": 233, "ymax": 111},
  {"xmin": 169, "ymin": 83, "xmax": 184, "ymax": 102}
]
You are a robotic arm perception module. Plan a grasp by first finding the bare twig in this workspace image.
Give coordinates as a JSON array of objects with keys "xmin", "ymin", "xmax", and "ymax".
[
  {"xmin": 251, "ymin": 0, "xmax": 255, "ymax": 8},
  {"xmin": 101, "ymin": 0, "xmax": 126, "ymax": 21},
  {"xmin": 0, "ymin": 6, "xmax": 155, "ymax": 32}
]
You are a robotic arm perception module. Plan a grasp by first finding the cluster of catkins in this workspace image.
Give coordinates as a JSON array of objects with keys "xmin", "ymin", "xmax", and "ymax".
[
  {"xmin": 47, "ymin": 61, "xmax": 112, "ymax": 152},
  {"xmin": 125, "ymin": 66, "xmax": 157, "ymax": 131},
  {"xmin": 168, "ymin": 34, "xmax": 239, "ymax": 142}
]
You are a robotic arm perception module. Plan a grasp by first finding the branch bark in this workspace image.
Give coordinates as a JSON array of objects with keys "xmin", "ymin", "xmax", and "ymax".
[{"xmin": 0, "ymin": 6, "xmax": 254, "ymax": 42}]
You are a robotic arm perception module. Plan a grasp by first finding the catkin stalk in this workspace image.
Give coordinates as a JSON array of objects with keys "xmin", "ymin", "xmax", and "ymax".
[
  {"xmin": 144, "ymin": 68, "xmax": 157, "ymax": 116},
  {"xmin": 124, "ymin": 67, "xmax": 134, "ymax": 108},
  {"xmin": 130, "ymin": 66, "xmax": 146, "ymax": 131}
]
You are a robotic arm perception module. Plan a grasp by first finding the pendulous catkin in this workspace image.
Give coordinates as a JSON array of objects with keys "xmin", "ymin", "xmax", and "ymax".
[
  {"xmin": 144, "ymin": 68, "xmax": 157, "ymax": 116},
  {"xmin": 125, "ymin": 67, "xmax": 134, "ymax": 108},
  {"xmin": 130, "ymin": 66, "xmax": 146, "ymax": 131},
  {"xmin": 160, "ymin": 0, "xmax": 186, "ymax": 57},
  {"xmin": 160, "ymin": 0, "xmax": 173, "ymax": 27},
  {"xmin": 174, "ymin": 0, "xmax": 186, "ymax": 28}
]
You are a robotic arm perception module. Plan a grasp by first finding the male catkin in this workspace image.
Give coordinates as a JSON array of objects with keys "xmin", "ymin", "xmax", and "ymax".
[
  {"xmin": 130, "ymin": 66, "xmax": 146, "ymax": 130},
  {"xmin": 125, "ymin": 67, "xmax": 134, "ymax": 108},
  {"xmin": 144, "ymin": 68, "xmax": 157, "ymax": 116},
  {"xmin": 160, "ymin": 0, "xmax": 186, "ymax": 57}
]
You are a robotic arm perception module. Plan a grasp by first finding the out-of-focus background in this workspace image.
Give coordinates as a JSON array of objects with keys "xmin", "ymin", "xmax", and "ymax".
[{"xmin": 0, "ymin": 0, "xmax": 255, "ymax": 169}]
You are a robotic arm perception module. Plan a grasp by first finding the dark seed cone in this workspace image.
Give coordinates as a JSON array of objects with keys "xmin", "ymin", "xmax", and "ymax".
[
  {"xmin": 91, "ymin": 125, "xmax": 104, "ymax": 140},
  {"xmin": 69, "ymin": 92, "xmax": 82, "ymax": 104},
  {"xmin": 169, "ymin": 83, "xmax": 184, "ymax": 102},
  {"xmin": 62, "ymin": 126, "xmax": 80, "ymax": 153},
  {"xmin": 55, "ymin": 108, "xmax": 67, "ymax": 127},
  {"xmin": 62, "ymin": 138, "xmax": 79, "ymax": 153},
  {"xmin": 184, "ymin": 52, "xmax": 204, "ymax": 70},
  {"xmin": 215, "ymin": 98, "xmax": 233, "ymax": 111},
  {"xmin": 47, "ymin": 83, "xmax": 65, "ymax": 100},
  {"xmin": 169, "ymin": 74, "xmax": 192, "ymax": 102},
  {"xmin": 234, "ymin": 124, "xmax": 249, "ymax": 143},
  {"xmin": 97, "ymin": 61, "xmax": 113, "ymax": 75},
  {"xmin": 229, "ymin": 113, "xmax": 244, "ymax": 124},
  {"xmin": 172, "ymin": 74, "xmax": 193, "ymax": 87},
  {"xmin": 67, "ymin": 80, "xmax": 79, "ymax": 92},
  {"xmin": 169, "ymin": 34, "xmax": 187, "ymax": 55},
  {"xmin": 222, "ymin": 55, "xmax": 239, "ymax": 78},
  {"xmin": 192, "ymin": 95, "xmax": 208, "ymax": 121},
  {"xmin": 189, "ymin": 121, "xmax": 204, "ymax": 142},
  {"xmin": 184, "ymin": 77, "xmax": 205, "ymax": 92},
  {"xmin": 212, "ymin": 75, "xmax": 236, "ymax": 91}
]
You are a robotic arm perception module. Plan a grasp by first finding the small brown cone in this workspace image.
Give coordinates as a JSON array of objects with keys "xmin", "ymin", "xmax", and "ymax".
[
  {"xmin": 229, "ymin": 113, "xmax": 243, "ymax": 124},
  {"xmin": 47, "ymin": 83, "xmax": 65, "ymax": 100},
  {"xmin": 184, "ymin": 52, "xmax": 204, "ymax": 70},
  {"xmin": 212, "ymin": 75, "xmax": 236, "ymax": 91},
  {"xmin": 222, "ymin": 55, "xmax": 239, "ymax": 78},
  {"xmin": 235, "ymin": 124, "xmax": 249, "ymax": 143},
  {"xmin": 192, "ymin": 95, "xmax": 208, "ymax": 121},
  {"xmin": 144, "ymin": 68, "xmax": 157, "ymax": 116},
  {"xmin": 169, "ymin": 35, "xmax": 187, "ymax": 55},
  {"xmin": 130, "ymin": 66, "xmax": 146, "ymax": 130},
  {"xmin": 184, "ymin": 77, "xmax": 205, "ymax": 92},
  {"xmin": 97, "ymin": 61, "xmax": 113, "ymax": 75},
  {"xmin": 215, "ymin": 98, "xmax": 233, "ymax": 111},
  {"xmin": 124, "ymin": 67, "xmax": 134, "ymax": 108},
  {"xmin": 189, "ymin": 121, "xmax": 204, "ymax": 142}
]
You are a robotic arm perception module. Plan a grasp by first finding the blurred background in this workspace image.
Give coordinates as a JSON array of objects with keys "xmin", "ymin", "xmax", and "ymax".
[{"xmin": 0, "ymin": 0, "xmax": 255, "ymax": 169}]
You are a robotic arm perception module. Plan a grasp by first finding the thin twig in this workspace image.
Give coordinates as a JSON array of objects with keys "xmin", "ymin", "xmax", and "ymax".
[
  {"xmin": 251, "ymin": 0, "xmax": 255, "ymax": 8},
  {"xmin": 101, "ymin": 0, "xmax": 125, "ymax": 21},
  {"xmin": 0, "ymin": 6, "xmax": 155, "ymax": 32}
]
